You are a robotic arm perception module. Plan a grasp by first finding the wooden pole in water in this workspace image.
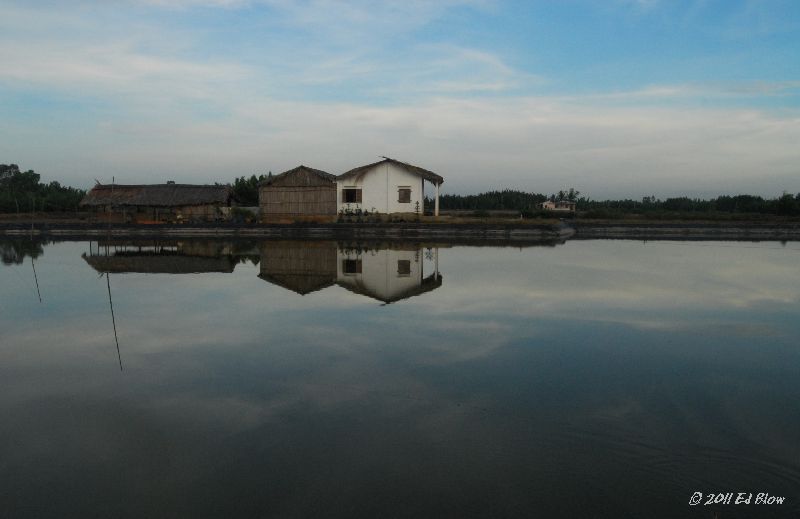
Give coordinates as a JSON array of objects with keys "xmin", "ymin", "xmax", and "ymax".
[
  {"xmin": 30, "ymin": 194, "xmax": 35, "ymax": 235},
  {"xmin": 106, "ymin": 273, "xmax": 123, "ymax": 372},
  {"xmin": 31, "ymin": 257, "xmax": 42, "ymax": 303}
]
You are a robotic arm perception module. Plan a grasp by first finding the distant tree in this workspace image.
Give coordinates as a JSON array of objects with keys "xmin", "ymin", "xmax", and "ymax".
[
  {"xmin": 231, "ymin": 173, "xmax": 267, "ymax": 206},
  {"xmin": 0, "ymin": 164, "xmax": 85, "ymax": 213},
  {"xmin": 777, "ymin": 191, "xmax": 799, "ymax": 216},
  {"xmin": 0, "ymin": 240, "xmax": 45, "ymax": 265},
  {"xmin": 437, "ymin": 189, "xmax": 548, "ymax": 212},
  {"xmin": 566, "ymin": 188, "xmax": 580, "ymax": 201}
]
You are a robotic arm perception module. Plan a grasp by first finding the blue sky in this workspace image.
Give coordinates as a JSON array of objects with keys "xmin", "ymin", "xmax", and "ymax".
[{"xmin": 1, "ymin": 0, "xmax": 799, "ymax": 198}]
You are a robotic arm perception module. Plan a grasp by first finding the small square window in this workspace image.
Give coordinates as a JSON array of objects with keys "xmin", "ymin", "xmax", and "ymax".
[
  {"xmin": 343, "ymin": 188, "xmax": 362, "ymax": 204},
  {"xmin": 397, "ymin": 259, "xmax": 411, "ymax": 276},
  {"xmin": 398, "ymin": 188, "xmax": 411, "ymax": 203},
  {"xmin": 342, "ymin": 259, "xmax": 362, "ymax": 274}
]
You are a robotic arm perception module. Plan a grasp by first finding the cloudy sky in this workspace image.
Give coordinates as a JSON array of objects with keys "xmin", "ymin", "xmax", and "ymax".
[{"xmin": 1, "ymin": 0, "xmax": 798, "ymax": 198}]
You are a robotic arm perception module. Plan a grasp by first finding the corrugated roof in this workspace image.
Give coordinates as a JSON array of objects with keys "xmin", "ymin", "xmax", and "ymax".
[
  {"xmin": 338, "ymin": 157, "xmax": 444, "ymax": 184},
  {"xmin": 80, "ymin": 184, "xmax": 232, "ymax": 207}
]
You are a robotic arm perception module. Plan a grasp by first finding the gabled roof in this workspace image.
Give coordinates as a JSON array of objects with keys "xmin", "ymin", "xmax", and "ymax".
[
  {"xmin": 338, "ymin": 157, "xmax": 444, "ymax": 184},
  {"xmin": 80, "ymin": 184, "xmax": 232, "ymax": 207},
  {"xmin": 258, "ymin": 273, "xmax": 336, "ymax": 295},
  {"xmin": 260, "ymin": 165, "xmax": 336, "ymax": 188},
  {"xmin": 336, "ymin": 273, "xmax": 443, "ymax": 304}
]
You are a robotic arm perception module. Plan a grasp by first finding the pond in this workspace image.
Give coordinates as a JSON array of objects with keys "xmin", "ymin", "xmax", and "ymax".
[{"xmin": 1, "ymin": 238, "xmax": 799, "ymax": 518}]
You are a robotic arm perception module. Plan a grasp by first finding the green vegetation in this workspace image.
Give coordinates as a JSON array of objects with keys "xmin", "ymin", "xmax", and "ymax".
[
  {"xmin": 230, "ymin": 174, "xmax": 268, "ymax": 206},
  {"xmin": 0, "ymin": 164, "xmax": 86, "ymax": 213},
  {"xmin": 0, "ymin": 239, "xmax": 46, "ymax": 265},
  {"xmin": 437, "ymin": 188, "xmax": 800, "ymax": 219},
  {"xmin": 436, "ymin": 189, "xmax": 548, "ymax": 211},
  {"xmin": 578, "ymin": 193, "xmax": 800, "ymax": 219},
  {"xmin": 3, "ymin": 163, "xmax": 799, "ymax": 221}
]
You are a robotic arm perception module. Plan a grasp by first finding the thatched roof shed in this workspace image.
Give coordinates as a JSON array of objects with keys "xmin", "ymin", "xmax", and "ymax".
[
  {"xmin": 261, "ymin": 166, "xmax": 336, "ymax": 188},
  {"xmin": 82, "ymin": 253, "xmax": 236, "ymax": 274},
  {"xmin": 258, "ymin": 241, "xmax": 338, "ymax": 295},
  {"xmin": 80, "ymin": 184, "xmax": 232, "ymax": 207},
  {"xmin": 259, "ymin": 166, "xmax": 337, "ymax": 217},
  {"xmin": 338, "ymin": 157, "xmax": 444, "ymax": 185}
]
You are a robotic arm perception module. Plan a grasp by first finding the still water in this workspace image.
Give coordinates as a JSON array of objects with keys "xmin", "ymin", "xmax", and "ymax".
[{"xmin": 1, "ymin": 238, "xmax": 799, "ymax": 518}]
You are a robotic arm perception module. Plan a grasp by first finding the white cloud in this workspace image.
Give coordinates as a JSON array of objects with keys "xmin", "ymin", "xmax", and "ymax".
[
  {"xmin": 1, "ymin": 1, "xmax": 798, "ymax": 198},
  {"xmin": 6, "ymin": 92, "xmax": 796, "ymax": 198},
  {"xmin": 0, "ymin": 42, "xmax": 247, "ymax": 95}
]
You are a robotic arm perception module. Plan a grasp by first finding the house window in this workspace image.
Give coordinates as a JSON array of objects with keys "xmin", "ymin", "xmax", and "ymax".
[
  {"xmin": 342, "ymin": 188, "xmax": 362, "ymax": 204},
  {"xmin": 397, "ymin": 260, "xmax": 411, "ymax": 276},
  {"xmin": 342, "ymin": 259, "xmax": 362, "ymax": 274},
  {"xmin": 398, "ymin": 187, "xmax": 411, "ymax": 203}
]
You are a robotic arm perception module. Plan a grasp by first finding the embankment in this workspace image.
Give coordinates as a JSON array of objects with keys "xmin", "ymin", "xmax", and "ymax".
[
  {"xmin": 0, "ymin": 221, "xmax": 575, "ymax": 244},
  {"xmin": 573, "ymin": 221, "xmax": 800, "ymax": 240}
]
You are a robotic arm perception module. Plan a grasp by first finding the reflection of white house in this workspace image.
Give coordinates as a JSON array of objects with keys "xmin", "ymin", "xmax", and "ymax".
[
  {"xmin": 336, "ymin": 247, "xmax": 442, "ymax": 304},
  {"xmin": 538, "ymin": 200, "xmax": 576, "ymax": 212},
  {"xmin": 337, "ymin": 157, "xmax": 444, "ymax": 216}
]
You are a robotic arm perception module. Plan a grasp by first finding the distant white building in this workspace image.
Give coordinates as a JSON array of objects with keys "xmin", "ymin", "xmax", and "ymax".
[
  {"xmin": 336, "ymin": 157, "xmax": 444, "ymax": 216},
  {"xmin": 538, "ymin": 200, "xmax": 576, "ymax": 212}
]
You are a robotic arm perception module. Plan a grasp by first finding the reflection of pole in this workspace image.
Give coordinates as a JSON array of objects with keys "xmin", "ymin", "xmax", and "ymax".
[
  {"xmin": 31, "ymin": 257, "xmax": 42, "ymax": 303},
  {"xmin": 434, "ymin": 247, "xmax": 439, "ymax": 280},
  {"xmin": 30, "ymin": 194, "xmax": 35, "ymax": 235},
  {"xmin": 106, "ymin": 273, "xmax": 123, "ymax": 372}
]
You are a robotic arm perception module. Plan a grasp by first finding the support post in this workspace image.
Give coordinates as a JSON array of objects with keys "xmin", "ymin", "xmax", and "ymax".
[{"xmin": 434, "ymin": 182, "xmax": 440, "ymax": 217}]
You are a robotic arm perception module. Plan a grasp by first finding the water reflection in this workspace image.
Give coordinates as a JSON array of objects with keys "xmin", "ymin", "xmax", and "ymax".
[
  {"xmin": 1, "ymin": 239, "xmax": 799, "ymax": 518},
  {"xmin": 81, "ymin": 239, "xmax": 447, "ymax": 304},
  {"xmin": 82, "ymin": 240, "xmax": 242, "ymax": 274},
  {"xmin": 258, "ymin": 241, "xmax": 338, "ymax": 295},
  {"xmin": 336, "ymin": 244, "xmax": 441, "ymax": 304},
  {"xmin": 259, "ymin": 241, "xmax": 443, "ymax": 303},
  {"xmin": 0, "ymin": 238, "xmax": 47, "ymax": 265}
]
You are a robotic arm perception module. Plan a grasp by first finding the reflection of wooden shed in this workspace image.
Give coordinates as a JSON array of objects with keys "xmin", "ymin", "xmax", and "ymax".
[
  {"xmin": 259, "ymin": 166, "xmax": 337, "ymax": 219},
  {"xmin": 258, "ymin": 241, "xmax": 338, "ymax": 295},
  {"xmin": 82, "ymin": 253, "xmax": 236, "ymax": 274},
  {"xmin": 80, "ymin": 183, "xmax": 233, "ymax": 223}
]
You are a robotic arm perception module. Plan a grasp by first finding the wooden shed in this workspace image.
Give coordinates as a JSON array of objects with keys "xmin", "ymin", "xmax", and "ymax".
[
  {"xmin": 259, "ymin": 166, "xmax": 337, "ymax": 221},
  {"xmin": 80, "ymin": 183, "xmax": 233, "ymax": 223},
  {"xmin": 258, "ymin": 241, "xmax": 338, "ymax": 295}
]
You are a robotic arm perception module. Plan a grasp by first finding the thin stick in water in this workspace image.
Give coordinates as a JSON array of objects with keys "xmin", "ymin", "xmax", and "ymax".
[
  {"xmin": 106, "ymin": 273, "xmax": 123, "ymax": 372},
  {"xmin": 31, "ymin": 258, "xmax": 42, "ymax": 303}
]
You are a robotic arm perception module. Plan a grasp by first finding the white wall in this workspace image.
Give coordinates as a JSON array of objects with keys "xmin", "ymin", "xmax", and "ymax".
[
  {"xmin": 337, "ymin": 162, "xmax": 425, "ymax": 214},
  {"xmin": 336, "ymin": 248, "xmax": 423, "ymax": 302}
]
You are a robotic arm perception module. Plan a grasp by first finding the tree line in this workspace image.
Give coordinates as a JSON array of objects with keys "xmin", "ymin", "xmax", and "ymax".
[
  {"xmin": 0, "ymin": 164, "xmax": 86, "ymax": 213},
  {"xmin": 577, "ymin": 193, "xmax": 800, "ymax": 218},
  {"xmin": 436, "ymin": 189, "xmax": 800, "ymax": 217},
  {"xmin": 3, "ymin": 164, "xmax": 799, "ymax": 218},
  {"xmin": 0, "ymin": 166, "xmax": 270, "ymax": 211}
]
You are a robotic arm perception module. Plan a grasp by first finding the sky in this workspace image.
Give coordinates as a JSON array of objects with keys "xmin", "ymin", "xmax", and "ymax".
[{"xmin": 1, "ymin": 0, "xmax": 799, "ymax": 199}]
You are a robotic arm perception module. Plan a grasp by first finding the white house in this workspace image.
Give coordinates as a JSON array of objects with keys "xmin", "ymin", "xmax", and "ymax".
[
  {"xmin": 336, "ymin": 246, "xmax": 441, "ymax": 304},
  {"xmin": 336, "ymin": 157, "xmax": 444, "ymax": 216}
]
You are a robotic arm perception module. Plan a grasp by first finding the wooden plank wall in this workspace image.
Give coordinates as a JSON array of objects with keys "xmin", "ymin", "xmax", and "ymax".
[
  {"xmin": 260, "ymin": 186, "xmax": 337, "ymax": 215},
  {"xmin": 259, "ymin": 241, "xmax": 338, "ymax": 294}
]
